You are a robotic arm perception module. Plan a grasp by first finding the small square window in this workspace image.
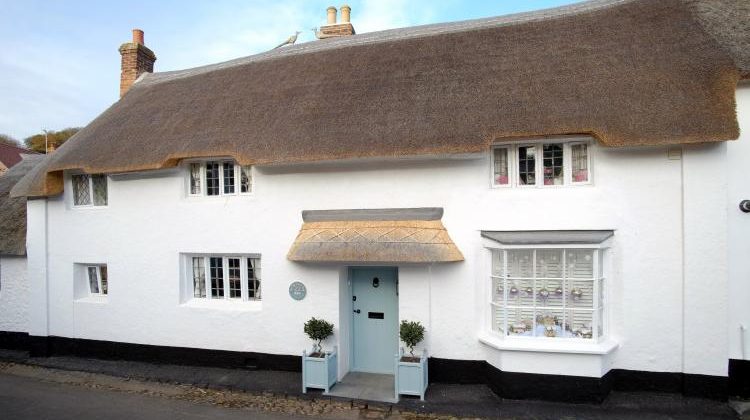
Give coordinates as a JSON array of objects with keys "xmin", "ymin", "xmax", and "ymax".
[
  {"xmin": 73, "ymin": 174, "xmax": 107, "ymax": 207},
  {"xmin": 86, "ymin": 265, "xmax": 108, "ymax": 295}
]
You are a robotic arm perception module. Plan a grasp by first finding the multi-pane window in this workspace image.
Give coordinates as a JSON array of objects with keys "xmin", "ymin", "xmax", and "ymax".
[
  {"xmin": 517, "ymin": 146, "xmax": 536, "ymax": 186},
  {"xmin": 72, "ymin": 174, "xmax": 108, "ymax": 206},
  {"xmin": 187, "ymin": 161, "xmax": 253, "ymax": 196},
  {"xmin": 492, "ymin": 147, "xmax": 509, "ymax": 186},
  {"xmin": 490, "ymin": 248, "xmax": 604, "ymax": 340},
  {"xmin": 86, "ymin": 265, "xmax": 108, "ymax": 296},
  {"xmin": 192, "ymin": 257, "xmax": 206, "ymax": 298},
  {"xmin": 209, "ymin": 257, "xmax": 224, "ymax": 298},
  {"xmin": 190, "ymin": 255, "xmax": 261, "ymax": 301},
  {"xmin": 491, "ymin": 142, "xmax": 591, "ymax": 187},
  {"xmin": 571, "ymin": 143, "xmax": 589, "ymax": 183},
  {"xmin": 206, "ymin": 162, "xmax": 221, "ymax": 196},
  {"xmin": 189, "ymin": 163, "xmax": 202, "ymax": 195},
  {"xmin": 542, "ymin": 144, "xmax": 564, "ymax": 185}
]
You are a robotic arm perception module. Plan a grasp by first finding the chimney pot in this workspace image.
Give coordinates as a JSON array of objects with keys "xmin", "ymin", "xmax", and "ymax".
[
  {"xmin": 326, "ymin": 6, "xmax": 337, "ymax": 24},
  {"xmin": 132, "ymin": 29, "xmax": 144, "ymax": 45},
  {"xmin": 340, "ymin": 5, "xmax": 351, "ymax": 23}
]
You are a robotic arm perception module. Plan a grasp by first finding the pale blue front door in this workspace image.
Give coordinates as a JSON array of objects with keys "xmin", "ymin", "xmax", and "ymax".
[{"xmin": 351, "ymin": 267, "xmax": 398, "ymax": 374}]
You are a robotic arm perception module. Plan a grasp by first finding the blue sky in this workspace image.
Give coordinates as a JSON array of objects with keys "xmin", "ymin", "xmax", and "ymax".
[{"xmin": 0, "ymin": 0, "xmax": 578, "ymax": 141}]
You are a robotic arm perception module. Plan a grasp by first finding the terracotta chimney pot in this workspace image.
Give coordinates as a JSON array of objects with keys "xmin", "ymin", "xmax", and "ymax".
[
  {"xmin": 340, "ymin": 5, "xmax": 351, "ymax": 23},
  {"xmin": 326, "ymin": 6, "xmax": 337, "ymax": 24},
  {"xmin": 132, "ymin": 29, "xmax": 144, "ymax": 45}
]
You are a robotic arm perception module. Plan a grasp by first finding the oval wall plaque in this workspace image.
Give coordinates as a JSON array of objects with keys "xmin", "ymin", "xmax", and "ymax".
[{"xmin": 289, "ymin": 281, "xmax": 307, "ymax": 301}]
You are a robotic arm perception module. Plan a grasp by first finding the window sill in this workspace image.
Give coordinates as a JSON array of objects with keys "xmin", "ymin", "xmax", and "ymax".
[
  {"xmin": 478, "ymin": 331, "xmax": 618, "ymax": 355},
  {"xmin": 180, "ymin": 298, "xmax": 262, "ymax": 312},
  {"xmin": 75, "ymin": 296, "xmax": 108, "ymax": 304}
]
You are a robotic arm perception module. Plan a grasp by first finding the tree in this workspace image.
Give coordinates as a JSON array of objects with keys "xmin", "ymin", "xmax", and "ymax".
[
  {"xmin": 304, "ymin": 317, "xmax": 334, "ymax": 355},
  {"xmin": 0, "ymin": 134, "xmax": 20, "ymax": 147},
  {"xmin": 24, "ymin": 127, "xmax": 81, "ymax": 153},
  {"xmin": 399, "ymin": 320, "xmax": 425, "ymax": 358}
]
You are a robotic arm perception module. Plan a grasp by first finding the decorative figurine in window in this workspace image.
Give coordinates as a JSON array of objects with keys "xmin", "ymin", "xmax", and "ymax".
[
  {"xmin": 571, "ymin": 288, "xmax": 583, "ymax": 301},
  {"xmin": 509, "ymin": 285, "xmax": 519, "ymax": 297}
]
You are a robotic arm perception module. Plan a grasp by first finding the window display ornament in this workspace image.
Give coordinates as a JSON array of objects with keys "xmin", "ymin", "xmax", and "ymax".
[
  {"xmin": 509, "ymin": 284, "xmax": 519, "ymax": 296},
  {"xmin": 571, "ymin": 288, "xmax": 583, "ymax": 301},
  {"xmin": 554, "ymin": 284, "xmax": 563, "ymax": 296},
  {"xmin": 538, "ymin": 287, "xmax": 550, "ymax": 302},
  {"xmin": 524, "ymin": 286, "xmax": 533, "ymax": 296}
]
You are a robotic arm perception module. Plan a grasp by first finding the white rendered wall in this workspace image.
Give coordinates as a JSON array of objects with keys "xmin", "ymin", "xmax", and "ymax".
[
  {"xmin": 26, "ymin": 133, "xmax": 733, "ymax": 378},
  {"xmin": 0, "ymin": 256, "xmax": 29, "ymax": 332},
  {"xmin": 729, "ymin": 84, "xmax": 750, "ymax": 361}
]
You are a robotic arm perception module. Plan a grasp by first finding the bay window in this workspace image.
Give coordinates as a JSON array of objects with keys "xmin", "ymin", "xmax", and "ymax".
[
  {"xmin": 491, "ymin": 140, "xmax": 591, "ymax": 187},
  {"xmin": 483, "ymin": 230, "xmax": 612, "ymax": 342},
  {"xmin": 490, "ymin": 247, "xmax": 604, "ymax": 340},
  {"xmin": 188, "ymin": 160, "xmax": 253, "ymax": 197}
]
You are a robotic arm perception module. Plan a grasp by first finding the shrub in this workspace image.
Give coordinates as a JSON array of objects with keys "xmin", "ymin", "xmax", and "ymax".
[
  {"xmin": 399, "ymin": 320, "xmax": 425, "ymax": 357},
  {"xmin": 304, "ymin": 317, "xmax": 334, "ymax": 354}
]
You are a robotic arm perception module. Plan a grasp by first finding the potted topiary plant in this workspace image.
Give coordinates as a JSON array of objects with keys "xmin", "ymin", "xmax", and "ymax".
[
  {"xmin": 302, "ymin": 317, "xmax": 337, "ymax": 393},
  {"xmin": 395, "ymin": 320, "xmax": 428, "ymax": 401}
]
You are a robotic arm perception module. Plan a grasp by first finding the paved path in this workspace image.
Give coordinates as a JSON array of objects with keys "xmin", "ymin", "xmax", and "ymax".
[{"xmin": 0, "ymin": 372, "xmax": 346, "ymax": 420}]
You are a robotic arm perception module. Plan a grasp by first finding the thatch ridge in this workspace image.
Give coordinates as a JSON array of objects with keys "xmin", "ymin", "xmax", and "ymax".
[
  {"xmin": 0, "ymin": 155, "xmax": 44, "ymax": 255},
  {"xmin": 12, "ymin": 0, "xmax": 749, "ymax": 198}
]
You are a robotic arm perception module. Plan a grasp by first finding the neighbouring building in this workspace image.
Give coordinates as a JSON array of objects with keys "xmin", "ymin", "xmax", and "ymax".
[
  {"xmin": 2, "ymin": 0, "xmax": 750, "ymax": 403},
  {"xmin": 0, "ymin": 155, "xmax": 44, "ymax": 348},
  {"xmin": 0, "ymin": 143, "xmax": 37, "ymax": 176}
]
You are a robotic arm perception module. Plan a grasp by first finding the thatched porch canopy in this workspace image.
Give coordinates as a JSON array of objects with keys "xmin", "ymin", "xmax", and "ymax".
[{"xmin": 287, "ymin": 208, "xmax": 464, "ymax": 263}]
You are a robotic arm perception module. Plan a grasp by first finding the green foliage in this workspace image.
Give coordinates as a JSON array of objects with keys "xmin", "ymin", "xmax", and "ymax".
[
  {"xmin": 304, "ymin": 317, "xmax": 334, "ymax": 353},
  {"xmin": 24, "ymin": 127, "xmax": 81, "ymax": 153},
  {"xmin": 0, "ymin": 134, "xmax": 20, "ymax": 147},
  {"xmin": 399, "ymin": 320, "xmax": 425, "ymax": 357}
]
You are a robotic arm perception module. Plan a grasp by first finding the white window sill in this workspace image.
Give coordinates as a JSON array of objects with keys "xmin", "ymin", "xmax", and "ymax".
[
  {"xmin": 75, "ymin": 296, "xmax": 108, "ymax": 304},
  {"xmin": 478, "ymin": 331, "xmax": 618, "ymax": 355},
  {"xmin": 180, "ymin": 298, "xmax": 262, "ymax": 312}
]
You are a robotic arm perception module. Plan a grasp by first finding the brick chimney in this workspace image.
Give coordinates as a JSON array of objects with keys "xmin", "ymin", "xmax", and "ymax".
[
  {"xmin": 317, "ymin": 5, "xmax": 355, "ymax": 39},
  {"xmin": 118, "ymin": 29, "xmax": 156, "ymax": 98}
]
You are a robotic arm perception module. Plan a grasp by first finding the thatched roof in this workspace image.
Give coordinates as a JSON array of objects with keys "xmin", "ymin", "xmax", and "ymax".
[
  {"xmin": 288, "ymin": 208, "xmax": 464, "ymax": 263},
  {"xmin": 12, "ymin": 0, "xmax": 750, "ymax": 198},
  {"xmin": 0, "ymin": 155, "xmax": 44, "ymax": 256}
]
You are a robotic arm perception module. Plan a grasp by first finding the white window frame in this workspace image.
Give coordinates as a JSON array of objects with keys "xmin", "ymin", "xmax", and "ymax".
[
  {"xmin": 186, "ymin": 254, "xmax": 261, "ymax": 302},
  {"xmin": 71, "ymin": 173, "xmax": 109, "ymax": 208},
  {"xmin": 485, "ymin": 243, "xmax": 607, "ymax": 344},
  {"xmin": 490, "ymin": 138, "xmax": 593, "ymax": 188},
  {"xmin": 86, "ymin": 265, "xmax": 108, "ymax": 296},
  {"xmin": 186, "ymin": 160, "xmax": 254, "ymax": 197}
]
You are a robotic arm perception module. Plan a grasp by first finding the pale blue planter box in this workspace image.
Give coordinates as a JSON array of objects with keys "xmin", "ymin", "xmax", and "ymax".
[
  {"xmin": 302, "ymin": 346, "xmax": 337, "ymax": 394},
  {"xmin": 395, "ymin": 348, "xmax": 428, "ymax": 401}
]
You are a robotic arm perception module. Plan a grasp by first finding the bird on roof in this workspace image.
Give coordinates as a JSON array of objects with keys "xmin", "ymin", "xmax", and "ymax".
[{"xmin": 273, "ymin": 31, "xmax": 301, "ymax": 49}]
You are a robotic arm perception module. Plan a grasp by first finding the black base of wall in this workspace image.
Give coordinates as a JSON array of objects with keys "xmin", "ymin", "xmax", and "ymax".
[
  {"xmin": 0, "ymin": 331, "xmax": 29, "ymax": 351},
  {"xmin": 729, "ymin": 359, "xmax": 750, "ymax": 399},
  {"xmin": 0, "ymin": 332, "xmax": 734, "ymax": 403},
  {"xmin": 23, "ymin": 334, "xmax": 299, "ymax": 372}
]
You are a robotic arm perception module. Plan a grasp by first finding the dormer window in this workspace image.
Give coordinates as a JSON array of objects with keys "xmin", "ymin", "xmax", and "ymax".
[
  {"xmin": 188, "ymin": 160, "xmax": 253, "ymax": 197},
  {"xmin": 491, "ymin": 139, "xmax": 592, "ymax": 188},
  {"xmin": 72, "ymin": 174, "xmax": 108, "ymax": 206}
]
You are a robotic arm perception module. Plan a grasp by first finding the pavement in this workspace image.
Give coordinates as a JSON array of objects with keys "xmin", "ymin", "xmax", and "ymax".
[
  {"xmin": 0, "ymin": 372, "xmax": 350, "ymax": 420},
  {"xmin": 0, "ymin": 349, "xmax": 743, "ymax": 419}
]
